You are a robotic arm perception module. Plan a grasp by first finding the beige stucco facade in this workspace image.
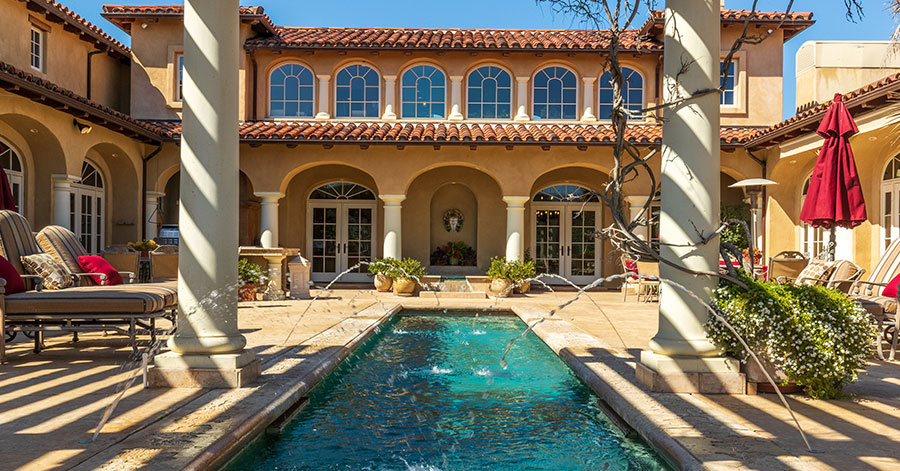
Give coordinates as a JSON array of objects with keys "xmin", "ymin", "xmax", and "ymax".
[{"xmin": 795, "ymin": 41, "xmax": 900, "ymax": 110}]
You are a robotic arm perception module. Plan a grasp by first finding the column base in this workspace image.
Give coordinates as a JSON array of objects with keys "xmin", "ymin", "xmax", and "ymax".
[
  {"xmin": 263, "ymin": 256, "xmax": 286, "ymax": 301},
  {"xmin": 637, "ymin": 350, "xmax": 746, "ymax": 394},
  {"xmin": 148, "ymin": 350, "xmax": 260, "ymax": 388}
]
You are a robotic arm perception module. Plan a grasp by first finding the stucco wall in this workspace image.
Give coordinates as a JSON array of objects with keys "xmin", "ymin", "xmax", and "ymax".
[{"xmin": 429, "ymin": 184, "xmax": 478, "ymax": 255}]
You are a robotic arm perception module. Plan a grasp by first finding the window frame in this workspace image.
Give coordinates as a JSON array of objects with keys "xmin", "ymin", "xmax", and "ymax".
[
  {"xmin": 465, "ymin": 64, "xmax": 513, "ymax": 120},
  {"xmin": 531, "ymin": 65, "xmax": 579, "ymax": 121},
  {"xmin": 399, "ymin": 63, "xmax": 447, "ymax": 119},
  {"xmin": 597, "ymin": 66, "xmax": 645, "ymax": 122},
  {"xmin": 71, "ymin": 161, "xmax": 105, "ymax": 254},
  {"xmin": 800, "ymin": 174, "xmax": 831, "ymax": 258},
  {"xmin": 175, "ymin": 53, "xmax": 184, "ymax": 102},
  {"xmin": 268, "ymin": 62, "xmax": 316, "ymax": 119},
  {"xmin": 0, "ymin": 139, "xmax": 24, "ymax": 213},
  {"xmin": 719, "ymin": 51, "xmax": 747, "ymax": 114},
  {"xmin": 29, "ymin": 25, "xmax": 45, "ymax": 73},
  {"xmin": 334, "ymin": 63, "xmax": 382, "ymax": 119},
  {"xmin": 881, "ymin": 155, "xmax": 900, "ymax": 254}
]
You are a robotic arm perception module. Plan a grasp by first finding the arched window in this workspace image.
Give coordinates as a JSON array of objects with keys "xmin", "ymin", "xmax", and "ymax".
[
  {"xmin": 532, "ymin": 184, "xmax": 599, "ymax": 202},
  {"xmin": 310, "ymin": 182, "xmax": 376, "ymax": 200},
  {"xmin": 269, "ymin": 63, "xmax": 315, "ymax": 118},
  {"xmin": 467, "ymin": 65, "xmax": 512, "ymax": 119},
  {"xmin": 72, "ymin": 161, "xmax": 104, "ymax": 253},
  {"xmin": 882, "ymin": 155, "xmax": 900, "ymax": 252},
  {"xmin": 533, "ymin": 66, "xmax": 577, "ymax": 120},
  {"xmin": 598, "ymin": 67, "xmax": 644, "ymax": 120},
  {"xmin": 335, "ymin": 64, "xmax": 380, "ymax": 118},
  {"xmin": 801, "ymin": 176, "xmax": 829, "ymax": 258},
  {"xmin": 401, "ymin": 65, "xmax": 445, "ymax": 119},
  {"xmin": 0, "ymin": 140, "xmax": 23, "ymax": 213}
]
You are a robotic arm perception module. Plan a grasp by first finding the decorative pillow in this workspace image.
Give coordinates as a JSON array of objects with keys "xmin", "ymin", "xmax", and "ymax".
[
  {"xmin": 882, "ymin": 272, "xmax": 900, "ymax": 298},
  {"xmin": 78, "ymin": 255, "xmax": 123, "ymax": 286},
  {"xmin": 20, "ymin": 253, "xmax": 74, "ymax": 290},
  {"xmin": 0, "ymin": 255, "xmax": 25, "ymax": 294},
  {"xmin": 794, "ymin": 259, "xmax": 834, "ymax": 286}
]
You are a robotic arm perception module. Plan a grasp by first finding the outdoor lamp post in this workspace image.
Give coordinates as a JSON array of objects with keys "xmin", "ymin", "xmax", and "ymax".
[{"xmin": 729, "ymin": 178, "xmax": 777, "ymax": 258}]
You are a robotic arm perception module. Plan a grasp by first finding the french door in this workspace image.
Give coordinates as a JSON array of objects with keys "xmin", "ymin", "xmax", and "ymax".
[
  {"xmin": 532, "ymin": 203, "xmax": 602, "ymax": 285},
  {"xmin": 70, "ymin": 185, "xmax": 104, "ymax": 254},
  {"xmin": 307, "ymin": 202, "xmax": 376, "ymax": 283},
  {"xmin": 882, "ymin": 181, "xmax": 900, "ymax": 254}
]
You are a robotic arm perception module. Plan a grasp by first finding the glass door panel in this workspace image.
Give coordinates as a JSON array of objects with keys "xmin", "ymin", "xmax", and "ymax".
[
  {"xmin": 344, "ymin": 206, "xmax": 373, "ymax": 275},
  {"xmin": 534, "ymin": 206, "xmax": 562, "ymax": 276},
  {"xmin": 311, "ymin": 205, "xmax": 339, "ymax": 281},
  {"xmin": 568, "ymin": 209, "xmax": 597, "ymax": 278}
]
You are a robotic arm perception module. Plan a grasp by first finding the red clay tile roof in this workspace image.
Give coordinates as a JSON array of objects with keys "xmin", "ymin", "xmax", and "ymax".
[
  {"xmin": 145, "ymin": 120, "xmax": 755, "ymax": 146},
  {"xmin": 101, "ymin": 4, "xmax": 277, "ymax": 35},
  {"xmin": 746, "ymin": 72, "xmax": 900, "ymax": 147},
  {"xmin": 247, "ymin": 28, "xmax": 659, "ymax": 52},
  {"xmin": 27, "ymin": 1, "xmax": 130, "ymax": 57},
  {"xmin": 0, "ymin": 61, "xmax": 163, "ymax": 142},
  {"xmin": 640, "ymin": 9, "xmax": 814, "ymax": 41}
]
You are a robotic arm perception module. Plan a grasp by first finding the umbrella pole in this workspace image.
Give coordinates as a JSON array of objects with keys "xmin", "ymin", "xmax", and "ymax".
[{"xmin": 828, "ymin": 226, "xmax": 836, "ymax": 262}]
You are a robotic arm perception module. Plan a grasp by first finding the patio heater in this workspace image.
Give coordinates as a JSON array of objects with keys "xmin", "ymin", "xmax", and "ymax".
[{"xmin": 729, "ymin": 178, "xmax": 777, "ymax": 258}]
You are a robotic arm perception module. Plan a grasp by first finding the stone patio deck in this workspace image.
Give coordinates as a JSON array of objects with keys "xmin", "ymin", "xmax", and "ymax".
[{"xmin": 0, "ymin": 289, "xmax": 898, "ymax": 470}]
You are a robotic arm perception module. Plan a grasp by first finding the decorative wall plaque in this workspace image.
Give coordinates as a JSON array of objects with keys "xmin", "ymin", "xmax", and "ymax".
[{"xmin": 443, "ymin": 209, "xmax": 464, "ymax": 232}]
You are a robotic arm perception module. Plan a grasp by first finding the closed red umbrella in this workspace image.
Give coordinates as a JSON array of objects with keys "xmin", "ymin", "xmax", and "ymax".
[
  {"xmin": 0, "ymin": 167, "xmax": 16, "ymax": 212},
  {"xmin": 800, "ymin": 93, "xmax": 867, "ymax": 259}
]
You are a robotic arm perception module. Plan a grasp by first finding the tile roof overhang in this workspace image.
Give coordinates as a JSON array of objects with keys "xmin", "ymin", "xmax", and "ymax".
[
  {"xmin": 639, "ymin": 9, "xmax": 814, "ymax": 42},
  {"xmin": 101, "ymin": 5, "xmax": 277, "ymax": 36},
  {"xmin": 746, "ymin": 72, "xmax": 900, "ymax": 148},
  {"xmin": 145, "ymin": 120, "xmax": 755, "ymax": 148},
  {"xmin": 0, "ymin": 61, "xmax": 163, "ymax": 143},
  {"xmin": 23, "ymin": 1, "xmax": 130, "ymax": 60}
]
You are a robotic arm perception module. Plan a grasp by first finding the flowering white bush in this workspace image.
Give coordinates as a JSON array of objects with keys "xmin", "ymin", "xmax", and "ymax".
[{"xmin": 707, "ymin": 273, "xmax": 873, "ymax": 399}]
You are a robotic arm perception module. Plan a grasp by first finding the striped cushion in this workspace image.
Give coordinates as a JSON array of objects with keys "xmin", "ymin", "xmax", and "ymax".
[
  {"xmin": 4, "ymin": 284, "xmax": 176, "ymax": 315},
  {"xmin": 857, "ymin": 238, "xmax": 900, "ymax": 296},
  {"xmin": 856, "ymin": 295, "xmax": 898, "ymax": 316},
  {"xmin": 0, "ymin": 210, "xmax": 40, "ymax": 276},
  {"xmin": 36, "ymin": 225, "xmax": 88, "ymax": 277}
]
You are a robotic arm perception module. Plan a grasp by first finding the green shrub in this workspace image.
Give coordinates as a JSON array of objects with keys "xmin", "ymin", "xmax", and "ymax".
[
  {"xmin": 238, "ymin": 258, "xmax": 266, "ymax": 286},
  {"xmin": 720, "ymin": 204, "xmax": 750, "ymax": 250},
  {"xmin": 508, "ymin": 259, "xmax": 536, "ymax": 281},
  {"xmin": 385, "ymin": 257, "xmax": 426, "ymax": 280},
  {"xmin": 367, "ymin": 258, "xmax": 395, "ymax": 276},
  {"xmin": 706, "ymin": 272, "xmax": 873, "ymax": 399}
]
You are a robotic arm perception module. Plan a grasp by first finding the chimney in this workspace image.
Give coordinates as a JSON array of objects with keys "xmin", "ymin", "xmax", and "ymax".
[{"xmin": 721, "ymin": 0, "xmax": 725, "ymax": 8}]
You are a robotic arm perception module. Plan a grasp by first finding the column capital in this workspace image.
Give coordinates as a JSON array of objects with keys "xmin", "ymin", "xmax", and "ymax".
[
  {"xmin": 379, "ymin": 194, "xmax": 406, "ymax": 206},
  {"xmin": 623, "ymin": 195, "xmax": 651, "ymax": 205},
  {"xmin": 582, "ymin": 77, "xmax": 597, "ymax": 83},
  {"xmin": 254, "ymin": 191, "xmax": 285, "ymax": 203},
  {"xmin": 146, "ymin": 190, "xmax": 165, "ymax": 198},
  {"xmin": 449, "ymin": 75, "xmax": 464, "ymax": 82},
  {"xmin": 516, "ymin": 76, "xmax": 530, "ymax": 83},
  {"xmin": 51, "ymin": 174, "xmax": 79, "ymax": 185},
  {"xmin": 383, "ymin": 75, "xmax": 397, "ymax": 81},
  {"xmin": 502, "ymin": 196, "xmax": 530, "ymax": 208},
  {"xmin": 316, "ymin": 74, "xmax": 331, "ymax": 81}
]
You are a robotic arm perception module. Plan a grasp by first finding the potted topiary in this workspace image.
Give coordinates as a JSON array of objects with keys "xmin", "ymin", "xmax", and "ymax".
[
  {"xmin": 707, "ymin": 271, "xmax": 873, "ymax": 399},
  {"xmin": 368, "ymin": 258, "xmax": 395, "ymax": 292},
  {"xmin": 387, "ymin": 258, "xmax": 426, "ymax": 297},
  {"xmin": 487, "ymin": 257, "xmax": 515, "ymax": 298},
  {"xmin": 510, "ymin": 259, "xmax": 536, "ymax": 294},
  {"xmin": 238, "ymin": 258, "xmax": 267, "ymax": 302}
]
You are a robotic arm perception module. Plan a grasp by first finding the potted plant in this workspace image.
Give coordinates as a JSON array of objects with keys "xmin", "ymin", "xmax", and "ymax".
[
  {"xmin": 368, "ymin": 258, "xmax": 395, "ymax": 292},
  {"xmin": 238, "ymin": 258, "xmax": 267, "ymax": 302},
  {"xmin": 510, "ymin": 259, "xmax": 536, "ymax": 294},
  {"xmin": 387, "ymin": 258, "xmax": 426, "ymax": 297},
  {"xmin": 487, "ymin": 257, "xmax": 516, "ymax": 298},
  {"xmin": 707, "ymin": 271, "xmax": 873, "ymax": 399},
  {"xmin": 128, "ymin": 239, "xmax": 159, "ymax": 257}
]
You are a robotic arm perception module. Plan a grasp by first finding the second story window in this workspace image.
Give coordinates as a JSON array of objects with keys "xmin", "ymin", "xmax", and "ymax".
[
  {"xmin": 533, "ymin": 66, "xmax": 577, "ymax": 120},
  {"xmin": 176, "ymin": 53, "xmax": 184, "ymax": 101},
  {"xmin": 467, "ymin": 66, "xmax": 512, "ymax": 119},
  {"xmin": 30, "ymin": 26, "xmax": 44, "ymax": 72},
  {"xmin": 270, "ymin": 63, "xmax": 315, "ymax": 117},
  {"xmin": 598, "ymin": 67, "xmax": 644, "ymax": 121},
  {"xmin": 720, "ymin": 61, "xmax": 736, "ymax": 106},
  {"xmin": 401, "ymin": 65, "xmax": 445, "ymax": 119},
  {"xmin": 335, "ymin": 64, "xmax": 380, "ymax": 119}
]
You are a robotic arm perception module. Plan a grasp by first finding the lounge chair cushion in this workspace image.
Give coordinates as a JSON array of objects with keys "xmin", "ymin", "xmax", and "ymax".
[
  {"xmin": 21, "ymin": 253, "xmax": 74, "ymax": 290},
  {"xmin": 0, "ymin": 255, "xmax": 25, "ymax": 294},
  {"xmin": 78, "ymin": 255, "xmax": 123, "ymax": 286},
  {"xmin": 3, "ymin": 283, "xmax": 177, "ymax": 315},
  {"xmin": 0, "ymin": 210, "xmax": 40, "ymax": 276},
  {"xmin": 794, "ymin": 259, "xmax": 833, "ymax": 286},
  {"xmin": 35, "ymin": 225, "xmax": 89, "ymax": 278},
  {"xmin": 856, "ymin": 295, "xmax": 898, "ymax": 316}
]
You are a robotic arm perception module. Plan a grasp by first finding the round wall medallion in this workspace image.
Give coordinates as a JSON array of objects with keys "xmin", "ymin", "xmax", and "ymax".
[{"xmin": 443, "ymin": 209, "xmax": 464, "ymax": 232}]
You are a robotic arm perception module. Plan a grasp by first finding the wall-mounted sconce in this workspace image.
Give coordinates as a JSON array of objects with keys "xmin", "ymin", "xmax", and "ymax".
[{"xmin": 73, "ymin": 119, "xmax": 92, "ymax": 135}]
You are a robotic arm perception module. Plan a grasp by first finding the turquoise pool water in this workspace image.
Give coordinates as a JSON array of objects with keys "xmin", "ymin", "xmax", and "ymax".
[{"xmin": 225, "ymin": 312, "xmax": 668, "ymax": 471}]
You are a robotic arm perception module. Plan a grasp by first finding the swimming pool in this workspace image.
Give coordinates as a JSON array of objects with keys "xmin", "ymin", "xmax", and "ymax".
[{"xmin": 224, "ymin": 312, "xmax": 668, "ymax": 470}]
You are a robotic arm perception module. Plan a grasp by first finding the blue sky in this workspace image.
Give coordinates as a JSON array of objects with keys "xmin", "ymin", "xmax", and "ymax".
[{"xmin": 69, "ymin": 0, "xmax": 898, "ymax": 119}]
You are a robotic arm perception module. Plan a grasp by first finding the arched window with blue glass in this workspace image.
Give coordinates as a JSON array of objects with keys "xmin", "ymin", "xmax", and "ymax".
[
  {"xmin": 401, "ymin": 65, "xmax": 446, "ymax": 118},
  {"xmin": 598, "ymin": 67, "xmax": 644, "ymax": 121},
  {"xmin": 335, "ymin": 64, "xmax": 380, "ymax": 118},
  {"xmin": 269, "ymin": 63, "xmax": 315, "ymax": 118},
  {"xmin": 467, "ymin": 65, "xmax": 512, "ymax": 119},
  {"xmin": 532, "ymin": 66, "xmax": 578, "ymax": 120}
]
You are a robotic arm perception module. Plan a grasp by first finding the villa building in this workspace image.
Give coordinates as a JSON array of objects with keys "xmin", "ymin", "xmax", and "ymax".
[{"xmin": 12, "ymin": 0, "xmax": 884, "ymax": 285}]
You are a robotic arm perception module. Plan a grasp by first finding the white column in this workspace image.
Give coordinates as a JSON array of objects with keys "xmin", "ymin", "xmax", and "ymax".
[
  {"xmin": 835, "ymin": 227, "xmax": 853, "ymax": 260},
  {"xmin": 581, "ymin": 77, "xmax": 597, "ymax": 122},
  {"xmin": 157, "ymin": 0, "xmax": 257, "ymax": 386},
  {"xmin": 449, "ymin": 75, "xmax": 464, "ymax": 121},
  {"xmin": 649, "ymin": 0, "xmax": 721, "ymax": 358},
  {"xmin": 503, "ymin": 196, "xmax": 529, "ymax": 261},
  {"xmin": 382, "ymin": 75, "xmax": 398, "ymax": 120},
  {"xmin": 51, "ymin": 174, "xmax": 77, "ymax": 229},
  {"xmin": 145, "ymin": 191, "xmax": 164, "ymax": 240},
  {"xmin": 624, "ymin": 195, "xmax": 651, "ymax": 240},
  {"xmin": 255, "ymin": 192, "xmax": 283, "ymax": 248},
  {"xmin": 315, "ymin": 74, "xmax": 330, "ymax": 120},
  {"xmin": 514, "ymin": 76, "xmax": 530, "ymax": 122},
  {"xmin": 380, "ymin": 194, "xmax": 405, "ymax": 260}
]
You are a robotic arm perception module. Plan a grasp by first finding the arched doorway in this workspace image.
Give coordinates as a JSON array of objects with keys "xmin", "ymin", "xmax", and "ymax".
[
  {"xmin": 0, "ymin": 139, "xmax": 24, "ymax": 212},
  {"xmin": 71, "ymin": 161, "xmax": 104, "ymax": 253},
  {"xmin": 881, "ymin": 155, "xmax": 900, "ymax": 253},
  {"xmin": 307, "ymin": 182, "xmax": 377, "ymax": 282},
  {"xmin": 531, "ymin": 184, "xmax": 602, "ymax": 284}
]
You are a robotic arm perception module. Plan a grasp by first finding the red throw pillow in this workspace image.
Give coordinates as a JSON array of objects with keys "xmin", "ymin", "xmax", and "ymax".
[
  {"xmin": 0, "ymin": 255, "xmax": 25, "ymax": 294},
  {"xmin": 78, "ymin": 255, "xmax": 123, "ymax": 286},
  {"xmin": 882, "ymin": 272, "xmax": 900, "ymax": 298}
]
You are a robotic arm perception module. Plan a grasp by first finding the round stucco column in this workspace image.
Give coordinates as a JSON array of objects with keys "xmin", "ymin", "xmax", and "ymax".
[
  {"xmin": 624, "ymin": 195, "xmax": 651, "ymax": 241},
  {"xmin": 581, "ymin": 77, "xmax": 597, "ymax": 122},
  {"xmin": 650, "ymin": 0, "xmax": 721, "ymax": 357},
  {"xmin": 145, "ymin": 191, "xmax": 164, "ymax": 240},
  {"xmin": 380, "ymin": 194, "xmax": 405, "ymax": 260},
  {"xmin": 169, "ymin": 0, "xmax": 245, "ymax": 355},
  {"xmin": 51, "ymin": 174, "xmax": 78, "ymax": 229},
  {"xmin": 449, "ymin": 76, "xmax": 464, "ymax": 121},
  {"xmin": 514, "ymin": 77, "xmax": 530, "ymax": 122},
  {"xmin": 382, "ymin": 75, "xmax": 398, "ymax": 121},
  {"xmin": 315, "ymin": 75, "xmax": 331, "ymax": 120},
  {"xmin": 255, "ymin": 192, "xmax": 283, "ymax": 248},
  {"xmin": 503, "ymin": 196, "xmax": 529, "ymax": 261}
]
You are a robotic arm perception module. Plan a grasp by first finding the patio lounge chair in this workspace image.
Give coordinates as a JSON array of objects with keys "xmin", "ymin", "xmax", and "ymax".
[
  {"xmin": 150, "ymin": 247, "xmax": 178, "ymax": 282},
  {"xmin": 776, "ymin": 259, "xmax": 865, "ymax": 290},
  {"xmin": 36, "ymin": 225, "xmax": 136, "ymax": 285},
  {"xmin": 767, "ymin": 251, "xmax": 808, "ymax": 282},
  {"xmin": 0, "ymin": 211, "xmax": 176, "ymax": 361}
]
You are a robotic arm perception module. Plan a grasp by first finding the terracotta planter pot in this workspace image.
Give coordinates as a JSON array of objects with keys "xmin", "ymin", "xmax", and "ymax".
[
  {"xmin": 744, "ymin": 351, "xmax": 803, "ymax": 394},
  {"xmin": 392, "ymin": 277, "xmax": 416, "ymax": 297},
  {"xmin": 515, "ymin": 280, "xmax": 531, "ymax": 294},
  {"xmin": 490, "ymin": 278, "xmax": 514, "ymax": 298},
  {"xmin": 374, "ymin": 274, "xmax": 393, "ymax": 292},
  {"xmin": 239, "ymin": 283, "xmax": 257, "ymax": 302}
]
